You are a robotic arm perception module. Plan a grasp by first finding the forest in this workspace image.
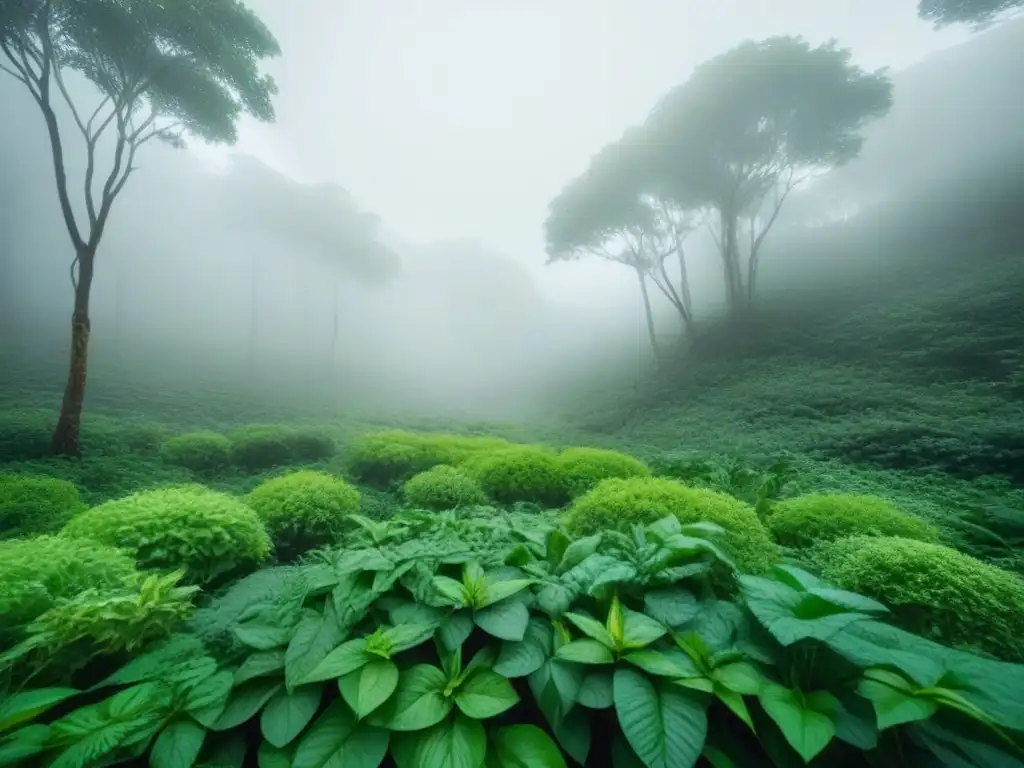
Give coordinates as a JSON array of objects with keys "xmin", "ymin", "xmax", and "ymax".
[{"xmin": 1, "ymin": 1, "xmax": 1023, "ymax": 767}]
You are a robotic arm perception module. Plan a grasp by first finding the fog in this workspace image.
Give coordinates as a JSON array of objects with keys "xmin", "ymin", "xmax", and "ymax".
[{"xmin": 1, "ymin": 2, "xmax": 1021, "ymax": 419}]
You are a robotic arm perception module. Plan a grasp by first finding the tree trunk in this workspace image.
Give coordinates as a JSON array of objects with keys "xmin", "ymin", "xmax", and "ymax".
[
  {"xmin": 52, "ymin": 250, "xmax": 95, "ymax": 456},
  {"xmin": 636, "ymin": 268, "xmax": 662, "ymax": 367}
]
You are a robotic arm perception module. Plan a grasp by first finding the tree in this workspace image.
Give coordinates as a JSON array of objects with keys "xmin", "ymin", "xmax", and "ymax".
[
  {"xmin": 918, "ymin": 0, "xmax": 1023, "ymax": 26},
  {"xmin": 0, "ymin": 0, "xmax": 280, "ymax": 455},
  {"xmin": 544, "ymin": 128, "xmax": 698, "ymax": 365},
  {"xmin": 644, "ymin": 36, "xmax": 892, "ymax": 317}
]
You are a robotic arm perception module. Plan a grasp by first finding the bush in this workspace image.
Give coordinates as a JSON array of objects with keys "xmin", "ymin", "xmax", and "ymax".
[
  {"xmin": 0, "ymin": 474, "xmax": 86, "ymax": 539},
  {"xmin": 557, "ymin": 446, "xmax": 651, "ymax": 497},
  {"xmin": 229, "ymin": 425, "xmax": 295, "ymax": 470},
  {"xmin": 564, "ymin": 477, "xmax": 780, "ymax": 574},
  {"xmin": 61, "ymin": 484, "xmax": 272, "ymax": 585},
  {"xmin": 284, "ymin": 427, "xmax": 337, "ymax": 462},
  {"xmin": 0, "ymin": 535, "xmax": 139, "ymax": 633},
  {"xmin": 81, "ymin": 416, "xmax": 170, "ymax": 457},
  {"xmin": 463, "ymin": 446, "xmax": 569, "ymax": 506},
  {"xmin": 0, "ymin": 409, "xmax": 52, "ymax": 461},
  {"xmin": 246, "ymin": 470, "xmax": 360, "ymax": 561},
  {"xmin": 160, "ymin": 430, "xmax": 232, "ymax": 472},
  {"xmin": 821, "ymin": 536, "xmax": 1024, "ymax": 662},
  {"xmin": 766, "ymin": 492, "xmax": 940, "ymax": 549},
  {"xmin": 347, "ymin": 430, "xmax": 514, "ymax": 487},
  {"xmin": 403, "ymin": 465, "xmax": 489, "ymax": 510}
]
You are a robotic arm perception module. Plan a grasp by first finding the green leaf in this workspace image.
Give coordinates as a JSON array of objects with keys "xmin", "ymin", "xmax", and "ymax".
[
  {"xmin": 481, "ymin": 579, "xmax": 534, "ymax": 608},
  {"xmin": 383, "ymin": 665, "xmax": 453, "ymax": 731},
  {"xmin": 553, "ymin": 707, "xmax": 591, "ymax": 765},
  {"xmin": 856, "ymin": 673, "xmax": 938, "ymax": 730},
  {"xmin": 261, "ymin": 685, "xmax": 324, "ymax": 748},
  {"xmin": 298, "ymin": 639, "xmax": 370, "ymax": 685},
  {"xmin": 621, "ymin": 608, "xmax": 668, "ymax": 650},
  {"xmin": 236, "ymin": 624, "xmax": 294, "ymax": 651},
  {"xmin": 491, "ymin": 724, "xmax": 568, "ymax": 767},
  {"xmin": 613, "ymin": 668, "xmax": 708, "ymax": 768},
  {"xmin": 392, "ymin": 712, "xmax": 486, "ymax": 768},
  {"xmin": 455, "ymin": 671, "xmax": 520, "ymax": 719},
  {"xmin": 202, "ymin": 731, "xmax": 248, "ymax": 768},
  {"xmin": 645, "ymin": 516, "xmax": 683, "ymax": 539},
  {"xmin": 643, "ymin": 588, "xmax": 700, "ymax": 628},
  {"xmin": 529, "ymin": 659, "xmax": 584, "ymax": 732},
  {"xmin": 433, "ymin": 576, "xmax": 470, "ymax": 606},
  {"xmin": 758, "ymin": 684, "xmax": 838, "ymax": 763},
  {"xmin": 0, "ymin": 687, "xmax": 79, "ymax": 732},
  {"xmin": 806, "ymin": 588, "xmax": 888, "ymax": 615},
  {"xmin": 588, "ymin": 562, "xmax": 640, "ymax": 593},
  {"xmin": 535, "ymin": 584, "xmax": 573, "ymax": 617},
  {"xmin": 258, "ymin": 741, "xmax": 293, "ymax": 768},
  {"xmin": 612, "ymin": 731, "xmax": 646, "ymax": 768},
  {"xmin": 438, "ymin": 611, "xmax": 475, "ymax": 652},
  {"xmin": 577, "ymin": 671, "xmax": 614, "ymax": 709},
  {"xmin": 286, "ymin": 605, "xmax": 347, "ymax": 691},
  {"xmin": 712, "ymin": 663, "xmax": 764, "ymax": 696},
  {"xmin": 339, "ymin": 661, "xmax": 400, "ymax": 719},
  {"xmin": 564, "ymin": 612, "xmax": 615, "ymax": 649},
  {"xmin": 0, "ymin": 725, "xmax": 51, "ymax": 766},
  {"xmin": 556, "ymin": 639, "xmax": 616, "ymax": 665},
  {"xmin": 494, "ymin": 618, "xmax": 553, "ymax": 678},
  {"xmin": 557, "ymin": 534, "xmax": 603, "ymax": 573},
  {"xmin": 624, "ymin": 649, "xmax": 700, "ymax": 678},
  {"xmin": 384, "ymin": 624, "xmax": 439, "ymax": 654},
  {"xmin": 475, "ymin": 600, "xmax": 530, "ymax": 641},
  {"xmin": 212, "ymin": 678, "xmax": 283, "ymax": 732},
  {"xmin": 769, "ymin": 565, "xmax": 824, "ymax": 592},
  {"xmin": 714, "ymin": 687, "xmax": 755, "ymax": 732},
  {"xmin": 236, "ymin": 650, "xmax": 287, "ymax": 685},
  {"xmin": 151, "ymin": 717, "xmax": 206, "ymax": 768},
  {"xmin": 291, "ymin": 700, "xmax": 389, "ymax": 768},
  {"xmin": 700, "ymin": 745, "xmax": 736, "ymax": 768},
  {"xmin": 185, "ymin": 670, "xmax": 235, "ymax": 725}
]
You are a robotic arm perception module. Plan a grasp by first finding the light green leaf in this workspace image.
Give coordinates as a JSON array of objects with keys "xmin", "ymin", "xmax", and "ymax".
[
  {"xmin": 481, "ymin": 579, "xmax": 534, "ymax": 608},
  {"xmin": 624, "ymin": 649, "xmax": 699, "ymax": 678},
  {"xmin": 494, "ymin": 618, "xmax": 553, "ymax": 678},
  {"xmin": 712, "ymin": 663, "xmax": 764, "ymax": 696},
  {"xmin": 211, "ymin": 678, "xmax": 283, "ymax": 732},
  {"xmin": 235, "ymin": 624, "xmax": 294, "ymax": 651},
  {"xmin": 339, "ymin": 661, "xmax": 400, "ymax": 720},
  {"xmin": 758, "ymin": 683, "xmax": 838, "ymax": 763},
  {"xmin": 384, "ymin": 624, "xmax": 439, "ymax": 654},
  {"xmin": 674, "ymin": 677, "xmax": 715, "ymax": 694},
  {"xmin": 645, "ymin": 516, "xmax": 683, "ymax": 539},
  {"xmin": 236, "ymin": 650, "xmax": 287, "ymax": 685},
  {"xmin": 298, "ymin": 639, "xmax": 370, "ymax": 685},
  {"xmin": 261, "ymin": 685, "xmax": 323, "ymax": 748},
  {"xmin": 807, "ymin": 588, "xmax": 888, "ymax": 615},
  {"xmin": 438, "ymin": 611, "xmax": 475, "ymax": 652},
  {"xmin": 557, "ymin": 534, "xmax": 603, "ymax": 574},
  {"xmin": 0, "ymin": 687, "xmax": 79, "ymax": 733},
  {"xmin": 455, "ymin": 671, "xmax": 520, "ymax": 719},
  {"xmin": 577, "ymin": 671, "xmax": 614, "ymax": 710},
  {"xmin": 291, "ymin": 700, "xmax": 389, "ymax": 768},
  {"xmin": 856, "ymin": 675, "xmax": 938, "ymax": 730},
  {"xmin": 613, "ymin": 668, "xmax": 708, "ymax": 768},
  {"xmin": 714, "ymin": 686, "xmax": 755, "ymax": 732},
  {"xmin": 151, "ymin": 717, "xmax": 206, "ymax": 768},
  {"xmin": 588, "ymin": 563, "xmax": 640, "ymax": 593},
  {"xmin": 564, "ymin": 612, "xmax": 615, "ymax": 649},
  {"xmin": 769, "ymin": 565, "xmax": 824, "ymax": 592},
  {"xmin": 383, "ymin": 665, "xmax": 453, "ymax": 731},
  {"xmin": 491, "ymin": 724, "xmax": 568, "ymax": 767},
  {"xmin": 285, "ymin": 605, "xmax": 347, "ymax": 691},
  {"xmin": 475, "ymin": 600, "xmax": 530, "ymax": 641},
  {"xmin": 0, "ymin": 725, "xmax": 51, "ymax": 766},
  {"xmin": 621, "ymin": 608, "xmax": 668, "ymax": 650},
  {"xmin": 392, "ymin": 712, "xmax": 486, "ymax": 768},
  {"xmin": 433, "ymin": 576, "xmax": 469, "ymax": 606},
  {"xmin": 556, "ymin": 639, "xmax": 616, "ymax": 665}
]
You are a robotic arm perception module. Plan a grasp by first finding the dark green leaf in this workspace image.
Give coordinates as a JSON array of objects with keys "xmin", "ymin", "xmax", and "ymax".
[
  {"xmin": 494, "ymin": 618, "xmax": 553, "ymax": 678},
  {"xmin": 557, "ymin": 535, "xmax": 603, "ymax": 573},
  {"xmin": 455, "ymin": 671, "xmax": 520, "ymax": 719},
  {"xmin": 758, "ymin": 684, "xmax": 838, "ymax": 763},
  {"xmin": 624, "ymin": 649, "xmax": 700, "ymax": 678},
  {"xmin": 0, "ymin": 688, "xmax": 79, "ymax": 733},
  {"xmin": 535, "ymin": 584, "xmax": 573, "ymax": 617},
  {"xmin": 475, "ymin": 600, "xmax": 530, "ymax": 641},
  {"xmin": 298, "ymin": 639, "xmax": 370, "ymax": 685},
  {"xmin": 806, "ymin": 588, "xmax": 888, "ymax": 615},
  {"xmin": 643, "ymin": 588, "xmax": 700, "ymax": 628},
  {"xmin": 383, "ymin": 665, "xmax": 453, "ymax": 732},
  {"xmin": 613, "ymin": 668, "xmax": 708, "ymax": 768},
  {"xmin": 391, "ymin": 712, "xmax": 486, "ymax": 768},
  {"xmin": 236, "ymin": 650, "xmax": 287, "ymax": 685},
  {"xmin": 339, "ymin": 661, "xmax": 400, "ymax": 719},
  {"xmin": 481, "ymin": 579, "xmax": 534, "ymax": 608},
  {"xmin": 438, "ymin": 611, "xmax": 475, "ymax": 652},
  {"xmin": 384, "ymin": 624, "xmax": 439, "ymax": 654},
  {"xmin": 151, "ymin": 717, "xmax": 206, "ymax": 768},
  {"xmin": 211, "ymin": 679, "xmax": 283, "ymax": 732},
  {"xmin": 556, "ymin": 639, "xmax": 616, "ymax": 665},
  {"xmin": 529, "ymin": 659, "xmax": 584, "ymax": 732},
  {"xmin": 589, "ymin": 562, "xmax": 640, "ymax": 593},
  {"xmin": 856, "ymin": 671, "xmax": 937, "ymax": 730},
  {"xmin": 491, "ymin": 724, "xmax": 567, "ymax": 767},
  {"xmin": 577, "ymin": 670, "xmax": 614, "ymax": 709},
  {"xmin": 258, "ymin": 740, "xmax": 293, "ymax": 768},
  {"xmin": 185, "ymin": 670, "xmax": 235, "ymax": 725},
  {"xmin": 236, "ymin": 624, "xmax": 294, "ymax": 651},
  {"xmin": 286, "ymin": 605, "xmax": 347, "ymax": 691},
  {"xmin": 621, "ymin": 608, "xmax": 668, "ymax": 649},
  {"xmin": 202, "ymin": 731, "xmax": 248, "ymax": 768},
  {"xmin": 261, "ymin": 685, "xmax": 323, "ymax": 748},
  {"xmin": 291, "ymin": 700, "xmax": 389, "ymax": 768},
  {"xmin": 564, "ymin": 612, "xmax": 615, "ymax": 648}
]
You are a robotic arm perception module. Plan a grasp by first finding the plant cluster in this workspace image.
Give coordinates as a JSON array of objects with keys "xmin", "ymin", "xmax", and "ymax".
[
  {"xmin": 402, "ymin": 465, "xmax": 489, "ymax": 511},
  {"xmin": 0, "ymin": 475, "xmax": 86, "ymax": 539},
  {"xmin": 464, "ymin": 447, "xmax": 570, "ymax": 507},
  {"xmin": 2, "ymin": 514, "xmax": 1023, "ymax": 767},
  {"xmin": 557, "ymin": 447, "xmax": 651, "ymax": 498}
]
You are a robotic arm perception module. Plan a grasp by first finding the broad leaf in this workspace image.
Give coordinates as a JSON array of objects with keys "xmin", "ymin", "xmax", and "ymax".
[
  {"xmin": 856, "ymin": 670, "xmax": 938, "ymax": 730},
  {"xmin": 475, "ymin": 600, "xmax": 530, "ymax": 641},
  {"xmin": 624, "ymin": 649, "xmax": 699, "ymax": 678},
  {"xmin": 261, "ymin": 685, "xmax": 324, "ymax": 748},
  {"xmin": 291, "ymin": 701, "xmax": 389, "ymax": 768},
  {"xmin": 806, "ymin": 588, "xmax": 888, "ymax": 615},
  {"xmin": 643, "ymin": 588, "xmax": 700, "ymax": 628},
  {"xmin": 613, "ymin": 668, "xmax": 708, "ymax": 768},
  {"xmin": 714, "ymin": 687, "xmax": 755, "ymax": 732},
  {"xmin": 286, "ymin": 605, "xmax": 347, "ymax": 691},
  {"xmin": 236, "ymin": 650, "xmax": 287, "ymax": 685},
  {"xmin": 438, "ymin": 612, "xmax": 475, "ymax": 651},
  {"xmin": 384, "ymin": 624, "xmax": 439, "ymax": 654},
  {"xmin": 433, "ymin": 576, "xmax": 469, "ymax": 607},
  {"xmin": 211, "ymin": 678, "xmax": 283, "ymax": 732},
  {"xmin": 151, "ymin": 717, "xmax": 206, "ymax": 768},
  {"xmin": 491, "ymin": 724, "xmax": 568, "ymax": 767},
  {"xmin": 494, "ymin": 618, "xmax": 553, "ymax": 678},
  {"xmin": 235, "ymin": 624, "xmax": 293, "ymax": 651},
  {"xmin": 564, "ymin": 612, "xmax": 615, "ymax": 649},
  {"xmin": 455, "ymin": 671, "xmax": 520, "ymax": 719},
  {"xmin": 481, "ymin": 579, "xmax": 534, "ymax": 608},
  {"xmin": 556, "ymin": 639, "xmax": 616, "ymax": 665},
  {"xmin": 621, "ymin": 608, "xmax": 668, "ymax": 649},
  {"xmin": 712, "ymin": 663, "xmax": 763, "ymax": 696},
  {"xmin": 529, "ymin": 659, "xmax": 585, "ymax": 731},
  {"xmin": 577, "ymin": 671, "xmax": 614, "ymax": 709},
  {"xmin": 392, "ymin": 712, "xmax": 486, "ymax": 768},
  {"xmin": 258, "ymin": 741, "xmax": 294, "ymax": 768},
  {"xmin": 0, "ymin": 688, "xmax": 79, "ymax": 733},
  {"xmin": 298, "ymin": 639, "xmax": 370, "ymax": 685},
  {"xmin": 557, "ymin": 534, "xmax": 603, "ymax": 573},
  {"xmin": 339, "ymin": 661, "xmax": 400, "ymax": 719},
  {"xmin": 383, "ymin": 665, "xmax": 453, "ymax": 731},
  {"xmin": 758, "ymin": 683, "xmax": 838, "ymax": 763}
]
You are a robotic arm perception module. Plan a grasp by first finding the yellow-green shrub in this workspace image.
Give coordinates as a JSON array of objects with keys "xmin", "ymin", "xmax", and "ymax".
[
  {"xmin": 403, "ymin": 465, "xmax": 489, "ymax": 510},
  {"xmin": 246, "ymin": 470, "xmax": 360, "ymax": 561},
  {"xmin": 564, "ymin": 477, "xmax": 780, "ymax": 575},
  {"xmin": 0, "ymin": 535, "xmax": 139, "ymax": 633},
  {"xmin": 347, "ymin": 430, "xmax": 514, "ymax": 487},
  {"xmin": 160, "ymin": 430, "xmax": 232, "ymax": 472},
  {"xmin": 821, "ymin": 536, "xmax": 1024, "ymax": 662},
  {"xmin": 558, "ymin": 446, "xmax": 651, "ymax": 497},
  {"xmin": 767, "ymin": 493, "xmax": 939, "ymax": 549},
  {"xmin": 61, "ymin": 485, "xmax": 271, "ymax": 585},
  {"xmin": 463, "ymin": 446, "xmax": 569, "ymax": 506},
  {"xmin": 0, "ymin": 474, "xmax": 86, "ymax": 539},
  {"xmin": 229, "ymin": 425, "xmax": 294, "ymax": 470}
]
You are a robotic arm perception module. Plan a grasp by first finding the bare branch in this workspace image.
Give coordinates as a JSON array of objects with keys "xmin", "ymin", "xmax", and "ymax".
[{"xmin": 50, "ymin": 65, "xmax": 90, "ymax": 137}]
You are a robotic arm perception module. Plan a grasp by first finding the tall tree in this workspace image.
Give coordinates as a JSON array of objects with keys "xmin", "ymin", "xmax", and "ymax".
[
  {"xmin": 644, "ymin": 36, "xmax": 892, "ymax": 317},
  {"xmin": 0, "ymin": 0, "xmax": 280, "ymax": 455},
  {"xmin": 918, "ymin": 0, "xmax": 1023, "ymax": 25},
  {"xmin": 544, "ymin": 129, "xmax": 699, "ymax": 365}
]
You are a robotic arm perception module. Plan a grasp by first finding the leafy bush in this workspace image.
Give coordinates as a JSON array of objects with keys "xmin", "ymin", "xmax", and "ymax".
[
  {"xmin": 403, "ymin": 465, "xmax": 489, "ymax": 510},
  {"xmin": 0, "ymin": 474, "xmax": 86, "ymax": 539},
  {"xmin": 246, "ymin": 470, "xmax": 360, "ymax": 561},
  {"xmin": 766, "ymin": 492, "xmax": 940, "ymax": 549},
  {"xmin": 229, "ymin": 425, "xmax": 295, "ymax": 470},
  {"xmin": 557, "ymin": 446, "xmax": 650, "ymax": 496},
  {"xmin": 5, "ymin": 514, "xmax": 1024, "ymax": 768},
  {"xmin": 0, "ymin": 408, "xmax": 52, "ymax": 461},
  {"xmin": 80, "ymin": 416, "xmax": 170, "ymax": 457},
  {"xmin": 564, "ymin": 477, "xmax": 780, "ymax": 574},
  {"xmin": 160, "ymin": 430, "xmax": 232, "ymax": 472},
  {"xmin": 61, "ymin": 484, "xmax": 272, "ymax": 585},
  {"xmin": 284, "ymin": 426, "xmax": 337, "ymax": 462},
  {"xmin": 821, "ymin": 535, "xmax": 1024, "ymax": 662},
  {"xmin": 347, "ymin": 429, "xmax": 514, "ymax": 487},
  {"xmin": 0, "ymin": 535, "xmax": 139, "ymax": 633},
  {"xmin": 463, "ymin": 446, "xmax": 569, "ymax": 506}
]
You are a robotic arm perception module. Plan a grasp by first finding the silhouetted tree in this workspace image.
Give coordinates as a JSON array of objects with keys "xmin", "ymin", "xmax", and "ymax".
[
  {"xmin": 918, "ymin": 0, "xmax": 1023, "ymax": 25},
  {"xmin": 0, "ymin": 0, "xmax": 280, "ymax": 455}
]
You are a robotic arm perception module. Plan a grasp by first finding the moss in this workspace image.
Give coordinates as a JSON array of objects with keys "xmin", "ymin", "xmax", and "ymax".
[
  {"xmin": 564, "ymin": 477, "xmax": 780, "ymax": 575},
  {"xmin": 0, "ymin": 474, "xmax": 86, "ymax": 539},
  {"xmin": 558, "ymin": 446, "xmax": 651, "ymax": 497},
  {"xmin": 463, "ymin": 446, "xmax": 569, "ymax": 506},
  {"xmin": 767, "ymin": 493, "xmax": 939, "ymax": 549},
  {"xmin": 160, "ymin": 430, "xmax": 232, "ymax": 473},
  {"xmin": 403, "ymin": 465, "xmax": 489, "ymax": 510},
  {"xmin": 821, "ymin": 535, "xmax": 1024, "ymax": 662}
]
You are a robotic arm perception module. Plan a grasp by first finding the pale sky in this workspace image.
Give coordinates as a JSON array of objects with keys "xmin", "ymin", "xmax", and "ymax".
[{"xmin": 193, "ymin": 1, "xmax": 968, "ymax": 276}]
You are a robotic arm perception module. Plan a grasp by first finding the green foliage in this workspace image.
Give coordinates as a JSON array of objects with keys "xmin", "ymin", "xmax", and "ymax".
[
  {"xmin": 347, "ymin": 430, "xmax": 514, "ymax": 488},
  {"xmin": 821, "ymin": 536, "xmax": 1024, "ymax": 662},
  {"xmin": 918, "ymin": 0, "xmax": 1023, "ymax": 26},
  {"xmin": 564, "ymin": 477, "xmax": 781, "ymax": 575},
  {"xmin": 0, "ymin": 409, "xmax": 52, "ymax": 461},
  {"xmin": 229, "ymin": 425, "xmax": 295, "ymax": 471},
  {"xmin": 160, "ymin": 431, "xmax": 232, "ymax": 473},
  {"xmin": 61, "ymin": 484, "xmax": 272, "ymax": 585},
  {"xmin": 557, "ymin": 447, "xmax": 650, "ymax": 497},
  {"xmin": 767, "ymin": 493, "xmax": 940, "ymax": 549},
  {"xmin": 0, "ymin": 535, "xmax": 139, "ymax": 634},
  {"xmin": 0, "ymin": 474, "xmax": 85, "ymax": 539},
  {"xmin": 403, "ymin": 465, "xmax": 489, "ymax": 511},
  {"xmin": 463, "ymin": 447, "xmax": 569, "ymax": 507},
  {"xmin": 246, "ymin": 470, "xmax": 361, "ymax": 562},
  {"xmin": 284, "ymin": 427, "xmax": 337, "ymax": 462}
]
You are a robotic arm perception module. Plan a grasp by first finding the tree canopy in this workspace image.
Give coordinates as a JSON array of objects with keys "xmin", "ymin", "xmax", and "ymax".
[{"xmin": 918, "ymin": 0, "xmax": 1023, "ymax": 25}]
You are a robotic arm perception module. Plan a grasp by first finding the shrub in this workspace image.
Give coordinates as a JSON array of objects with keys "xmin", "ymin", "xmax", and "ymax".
[
  {"xmin": 0, "ymin": 474, "xmax": 86, "ymax": 539},
  {"xmin": 557, "ymin": 446, "xmax": 651, "ymax": 497},
  {"xmin": 61, "ymin": 484, "xmax": 272, "ymax": 585},
  {"xmin": 463, "ymin": 446, "xmax": 569, "ymax": 506},
  {"xmin": 0, "ymin": 535, "xmax": 139, "ymax": 633},
  {"xmin": 160, "ymin": 430, "xmax": 232, "ymax": 472},
  {"xmin": 284, "ymin": 427, "xmax": 337, "ymax": 462},
  {"xmin": 347, "ymin": 430, "xmax": 514, "ymax": 487},
  {"xmin": 229, "ymin": 425, "xmax": 294, "ymax": 470},
  {"xmin": 0, "ymin": 409, "xmax": 52, "ymax": 461},
  {"xmin": 246, "ymin": 470, "xmax": 360, "ymax": 561},
  {"xmin": 564, "ymin": 477, "xmax": 780, "ymax": 574},
  {"xmin": 81, "ymin": 416, "xmax": 170, "ymax": 457},
  {"xmin": 821, "ymin": 535, "xmax": 1024, "ymax": 662},
  {"xmin": 403, "ymin": 465, "xmax": 489, "ymax": 510},
  {"xmin": 766, "ymin": 492, "xmax": 940, "ymax": 549}
]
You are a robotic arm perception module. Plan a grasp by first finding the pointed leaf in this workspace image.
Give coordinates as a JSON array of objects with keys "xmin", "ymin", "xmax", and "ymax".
[
  {"xmin": 856, "ymin": 674, "xmax": 938, "ymax": 730},
  {"xmin": 475, "ymin": 600, "xmax": 530, "ymax": 641},
  {"xmin": 715, "ymin": 686, "xmax": 755, "ymax": 732},
  {"xmin": 236, "ymin": 650, "xmax": 287, "ymax": 685},
  {"xmin": 564, "ymin": 612, "xmax": 616, "ymax": 649},
  {"xmin": 339, "ymin": 661, "xmax": 400, "ymax": 719},
  {"xmin": 235, "ymin": 625, "xmax": 293, "ymax": 651},
  {"xmin": 556, "ymin": 639, "xmax": 616, "ymax": 665},
  {"xmin": 384, "ymin": 624, "xmax": 439, "ymax": 654},
  {"xmin": 758, "ymin": 684, "xmax": 838, "ymax": 763},
  {"xmin": 455, "ymin": 671, "xmax": 520, "ymax": 719},
  {"xmin": 613, "ymin": 668, "xmax": 708, "ymax": 768},
  {"xmin": 211, "ymin": 678, "xmax": 283, "ymax": 732},
  {"xmin": 285, "ymin": 605, "xmax": 347, "ymax": 691},
  {"xmin": 298, "ymin": 639, "xmax": 370, "ymax": 685},
  {"xmin": 0, "ymin": 688, "xmax": 79, "ymax": 732},
  {"xmin": 383, "ymin": 665, "xmax": 453, "ymax": 731},
  {"xmin": 577, "ymin": 671, "xmax": 614, "ymax": 709},
  {"xmin": 712, "ymin": 663, "xmax": 764, "ymax": 696},
  {"xmin": 433, "ymin": 576, "xmax": 470, "ymax": 606},
  {"xmin": 151, "ymin": 717, "xmax": 206, "ymax": 768},
  {"xmin": 391, "ymin": 712, "xmax": 486, "ymax": 768},
  {"xmin": 261, "ymin": 685, "xmax": 323, "ymax": 748},
  {"xmin": 291, "ymin": 700, "xmax": 389, "ymax": 768},
  {"xmin": 621, "ymin": 608, "xmax": 668, "ymax": 649},
  {"xmin": 491, "ymin": 724, "xmax": 568, "ymax": 767},
  {"xmin": 624, "ymin": 649, "xmax": 700, "ymax": 678},
  {"xmin": 438, "ymin": 611, "xmax": 475, "ymax": 651},
  {"xmin": 481, "ymin": 579, "xmax": 534, "ymax": 608},
  {"xmin": 494, "ymin": 618, "xmax": 553, "ymax": 678}
]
